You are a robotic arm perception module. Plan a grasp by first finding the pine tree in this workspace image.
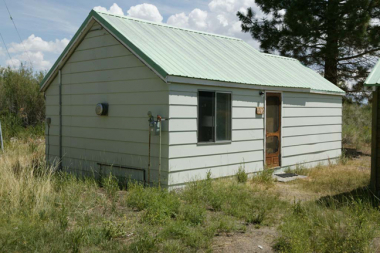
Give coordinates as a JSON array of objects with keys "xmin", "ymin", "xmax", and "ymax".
[{"xmin": 237, "ymin": 0, "xmax": 380, "ymax": 102}]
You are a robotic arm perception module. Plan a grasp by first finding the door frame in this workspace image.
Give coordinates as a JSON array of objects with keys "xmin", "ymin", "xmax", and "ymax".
[{"xmin": 264, "ymin": 91, "xmax": 283, "ymax": 168}]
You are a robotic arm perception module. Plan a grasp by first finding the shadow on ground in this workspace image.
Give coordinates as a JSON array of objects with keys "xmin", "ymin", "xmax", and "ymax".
[
  {"xmin": 344, "ymin": 148, "xmax": 370, "ymax": 159},
  {"xmin": 317, "ymin": 186, "xmax": 380, "ymax": 208}
]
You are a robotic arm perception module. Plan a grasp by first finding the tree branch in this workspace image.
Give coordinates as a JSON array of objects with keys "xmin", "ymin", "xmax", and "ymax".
[{"xmin": 338, "ymin": 48, "xmax": 380, "ymax": 61}]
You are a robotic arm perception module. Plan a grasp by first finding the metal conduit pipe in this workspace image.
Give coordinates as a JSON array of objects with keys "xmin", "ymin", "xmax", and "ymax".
[
  {"xmin": 147, "ymin": 111, "xmax": 154, "ymax": 185},
  {"xmin": 59, "ymin": 69, "xmax": 62, "ymax": 171},
  {"xmin": 156, "ymin": 115, "xmax": 168, "ymax": 188}
]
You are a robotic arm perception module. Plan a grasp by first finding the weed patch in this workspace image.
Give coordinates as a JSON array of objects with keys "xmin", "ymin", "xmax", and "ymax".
[{"xmin": 274, "ymin": 197, "xmax": 380, "ymax": 252}]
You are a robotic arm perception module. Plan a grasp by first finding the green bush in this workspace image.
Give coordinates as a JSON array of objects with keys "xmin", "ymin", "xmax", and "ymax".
[{"xmin": 0, "ymin": 66, "xmax": 45, "ymax": 141}]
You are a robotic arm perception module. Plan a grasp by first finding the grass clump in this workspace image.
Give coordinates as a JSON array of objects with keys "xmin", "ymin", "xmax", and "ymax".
[
  {"xmin": 126, "ymin": 183, "xmax": 181, "ymax": 224},
  {"xmin": 251, "ymin": 168, "xmax": 274, "ymax": 185},
  {"xmin": 236, "ymin": 165, "xmax": 248, "ymax": 183},
  {"xmin": 284, "ymin": 163, "xmax": 310, "ymax": 176}
]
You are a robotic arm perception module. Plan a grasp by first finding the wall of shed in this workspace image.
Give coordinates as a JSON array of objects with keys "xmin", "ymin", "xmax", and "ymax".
[
  {"xmin": 44, "ymin": 22, "xmax": 169, "ymax": 185},
  {"xmin": 281, "ymin": 92, "xmax": 342, "ymax": 168},
  {"xmin": 167, "ymin": 84, "xmax": 342, "ymax": 187},
  {"xmin": 167, "ymin": 84, "xmax": 265, "ymax": 187}
]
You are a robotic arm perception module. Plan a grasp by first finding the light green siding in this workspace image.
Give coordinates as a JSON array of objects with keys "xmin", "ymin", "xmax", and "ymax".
[
  {"xmin": 281, "ymin": 92, "xmax": 342, "ymax": 168},
  {"xmin": 167, "ymin": 84, "xmax": 342, "ymax": 187},
  {"xmin": 167, "ymin": 84, "xmax": 265, "ymax": 187},
  {"xmin": 45, "ymin": 23, "xmax": 169, "ymax": 185}
]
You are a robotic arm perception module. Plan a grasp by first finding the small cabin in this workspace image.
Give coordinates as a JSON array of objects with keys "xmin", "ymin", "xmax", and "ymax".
[
  {"xmin": 365, "ymin": 60, "xmax": 380, "ymax": 195},
  {"xmin": 40, "ymin": 10, "xmax": 345, "ymax": 188}
]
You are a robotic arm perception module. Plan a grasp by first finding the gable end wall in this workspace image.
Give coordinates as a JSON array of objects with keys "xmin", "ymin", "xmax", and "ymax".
[{"xmin": 44, "ymin": 22, "xmax": 169, "ymax": 185}]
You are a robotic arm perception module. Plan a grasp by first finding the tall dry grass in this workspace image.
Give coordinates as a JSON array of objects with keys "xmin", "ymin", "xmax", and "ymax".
[{"xmin": 0, "ymin": 139, "xmax": 54, "ymax": 216}]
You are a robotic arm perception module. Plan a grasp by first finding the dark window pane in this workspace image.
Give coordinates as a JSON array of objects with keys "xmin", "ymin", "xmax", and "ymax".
[
  {"xmin": 216, "ymin": 93, "xmax": 231, "ymax": 141},
  {"xmin": 198, "ymin": 91, "xmax": 215, "ymax": 142},
  {"xmin": 266, "ymin": 136, "xmax": 279, "ymax": 154},
  {"xmin": 266, "ymin": 96, "xmax": 280, "ymax": 133}
]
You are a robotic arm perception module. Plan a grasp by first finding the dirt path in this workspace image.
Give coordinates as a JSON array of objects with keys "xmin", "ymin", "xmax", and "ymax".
[{"xmin": 213, "ymin": 226, "xmax": 277, "ymax": 253}]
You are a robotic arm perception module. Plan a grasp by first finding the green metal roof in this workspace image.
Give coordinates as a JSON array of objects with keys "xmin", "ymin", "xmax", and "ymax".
[
  {"xmin": 365, "ymin": 59, "xmax": 380, "ymax": 86},
  {"xmin": 41, "ymin": 10, "xmax": 345, "ymax": 95}
]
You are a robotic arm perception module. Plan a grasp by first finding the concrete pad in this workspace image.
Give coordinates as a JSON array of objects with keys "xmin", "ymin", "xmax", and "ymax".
[{"xmin": 273, "ymin": 173, "xmax": 307, "ymax": 182}]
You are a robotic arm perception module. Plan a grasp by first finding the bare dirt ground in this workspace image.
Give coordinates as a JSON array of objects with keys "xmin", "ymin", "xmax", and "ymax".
[{"xmin": 213, "ymin": 226, "xmax": 277, "ymax": 253}]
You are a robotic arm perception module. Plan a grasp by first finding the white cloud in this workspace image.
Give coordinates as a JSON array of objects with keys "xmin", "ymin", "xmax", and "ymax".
[
  {"xmin": 93, "ymin": 3, "xmax": 164, "ymax": 23},
  {"xmin": 3, "ymin": 34, "xmax": 69, "ymax": 70},
  {"xmin": 167, "ymin": 13, "xmax": 189, "ymax": 28},
  {"xmin": 127, "ymin": 3, "xmax": 163, "ymax": 23},
  {"xmin": 8, "ymin": 35, "xmax": 69, "ymax": 54},
  {"xmin": 188, "ymin": 9, "xmax": 208, "ymax": 29},
  {"xmin": 94, "ymin": 3, "xmax": 124, "ymax": 16},
  {"xmin": 167, "ymin": 0, "xmax": 262, "ymax": 45},
  {"xmin": 6, "ymin": 51, "xmax": 50, "ymax": 70}
]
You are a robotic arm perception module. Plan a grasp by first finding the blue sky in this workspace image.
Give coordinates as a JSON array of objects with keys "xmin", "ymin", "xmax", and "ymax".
[{"xmin": 0, "ymin": 0, "xmax": 261, "ymax": 71}]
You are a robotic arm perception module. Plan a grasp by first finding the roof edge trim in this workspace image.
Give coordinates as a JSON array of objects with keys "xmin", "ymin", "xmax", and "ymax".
[
  {"xmin": 40, "ymin": 13, "xmax": 95, "ymax": 91},
  {"xmin": 40, "ymin": 10, "xmax": 169, "ymax": 92},
  {"xmin": 91, "ymin": 12, "xmax": 168, "ymax": 80},
  {"xmin": 365, "ymin": 59, "xmax": 380, "ymax": 86},
  {"xmin": 167, "ymin": 76, "xmax": 345, "ymax": 96}
]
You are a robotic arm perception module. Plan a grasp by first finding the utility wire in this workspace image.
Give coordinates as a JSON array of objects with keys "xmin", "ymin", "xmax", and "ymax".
[
  {"xmin": 0, "ymin": 32, "xmax": 16, "ymax": 67},
  {"xmin": 3, "ymin": 0, "xmax": 33, "ymax": 67}
]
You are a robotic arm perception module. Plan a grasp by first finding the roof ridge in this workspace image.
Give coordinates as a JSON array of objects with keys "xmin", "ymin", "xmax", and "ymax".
[
  {"xmin": 94, "ymin": 10, "xmax": 242, "ymax": 41},
  {"xmin": 262, "ymin": 53, "xmax": 298, "ymax": 61}
]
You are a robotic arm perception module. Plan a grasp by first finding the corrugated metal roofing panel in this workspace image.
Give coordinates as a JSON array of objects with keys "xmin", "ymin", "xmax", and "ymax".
[
  {"xmin": 365, "ymin": 59, "xmax": 380, "ymax": 86},
  {"xmin": 96, "ymin": 11, "xmax": 343, "ymax": 94},
  {"xmin": 40, "ymin": 10, "xmax": 345, "ymax": 95}
]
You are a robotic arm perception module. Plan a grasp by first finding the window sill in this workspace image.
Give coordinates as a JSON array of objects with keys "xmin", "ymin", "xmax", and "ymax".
[{"xmin": 197, "ymin": 141, "xmax": 232, "ymax": 146}]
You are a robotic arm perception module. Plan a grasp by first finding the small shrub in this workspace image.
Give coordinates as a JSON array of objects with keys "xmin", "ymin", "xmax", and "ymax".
[
  {"xmin": 179, "ymin": 204, "xmax": 206, "ymax": 225},
  {"xmin": 246, "ymin": 209, "xmax": 266, "ymax": 225},
  {"xmin": 129, "ymin": 229, "xmax": 159, "ymax": 253},
  {"xmin": 251, "ymin": 169, "xmax": 274, "ymax": 185},
  {"xmin": 127, "ymin": 183, "xmax": 181, "ymax": 224},
  {"xmin": 102, "ymin": 220, "xmax": 127, "ymax": 240},
  {"xmin": 102, "ymin": 174, "xmax": 119, "ymax": 198},
  {"xmin": 236, "ymin": 166, "xmax": 248, "ymax": 183}
]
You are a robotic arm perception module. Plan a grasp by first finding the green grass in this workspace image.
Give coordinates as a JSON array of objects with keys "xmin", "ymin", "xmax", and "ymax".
[
  {"xmin": 342, "ymin": 102, "xmax": 372, "ymax": 150},
  {"xmin": 274, "ymin": 197, "xmax": 379, "ymax": 253},
  {"xmin": 0, "ymin": 140, "xmax": 378, "ymax": 252}
]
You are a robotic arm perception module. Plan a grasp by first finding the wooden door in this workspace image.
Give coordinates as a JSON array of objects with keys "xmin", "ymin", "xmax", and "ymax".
[{"xmin": 265, "ymin": 93, "xmax": 281, "ymax": 168}]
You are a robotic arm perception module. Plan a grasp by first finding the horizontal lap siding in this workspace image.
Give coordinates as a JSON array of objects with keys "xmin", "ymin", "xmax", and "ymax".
[
  {"xmin": 45, "ymin": 23, "xmax": 169, "ymax": 185},
  {"xmin": 282, "ymin": 92, "xmax": 342, "ymax": 167},
  {"xmin": 45, "ymin": 76, "xmax": 60, "ymax": 165},
  {"xmin": 167, "ymin": 84, "xmax": 265, "ymax": 185}
]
